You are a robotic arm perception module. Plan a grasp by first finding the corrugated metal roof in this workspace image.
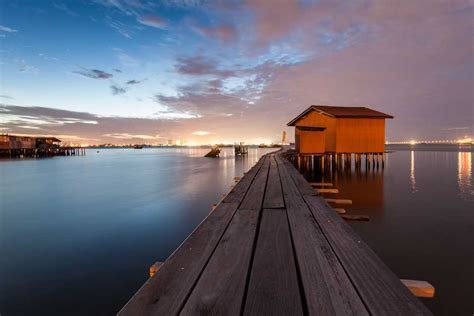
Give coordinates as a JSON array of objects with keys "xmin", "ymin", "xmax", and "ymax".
[{"xmin": 287, "ymin": 105, "xmax": 393, "ymax": 126}]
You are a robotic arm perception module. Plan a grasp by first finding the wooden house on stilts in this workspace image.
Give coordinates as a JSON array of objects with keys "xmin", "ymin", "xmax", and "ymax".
[{"xmin": 287, "ymin": 105, "xmax": 393, "ymax": 170}]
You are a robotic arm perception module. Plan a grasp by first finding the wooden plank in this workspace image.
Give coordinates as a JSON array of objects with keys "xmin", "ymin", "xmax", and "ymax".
[
  {"xmin": 326, "ymin": 198, "xmax": 352, "ymax": 205},
  {"xmin": 276, "ymin": 157, "xmax": 369, "ymax": 315},
  {"xmin": 262, "ymin": 156, "xmax": 285, "ymax": 209},
  {"xmin": 118, "ymin": 202, "xmax": 240, "ymax": 315},
  {"xmin": 180, "ymin": 158, "xmax": 271, "ymax": 315},
  {"xmin": 180, "ymin": 209, "xmax": 259, "ymax": 315},
  {"xmin": 333, "ymin": 208, "xmax": 347, "ymax": 214},
  {"xmin": 341, "ymin": 214, "xmax": 370, "ymax": 221},
  {"xmin": 243, "ymin": 209, "xmax": 303, "ymax": 315},
  {"xmin": 316, "ymin": 188, "xmax": 339, "ymax": 194},
  {"xmin": 310, "ymin": 182, "xmax": 333, "ymax": 187},
  {"xmin": 223, "ymin": 157, "xmax": 265, "ymax": 203},
  {"xmin": 239, "ymin": 157, "xmax": 270, "ymax": 211},
  {"xmin": 303, "ymin": 195, "xmax": 432, "ymax": 315},
  {"xmin": 401, "ymin": 279, "xmax": 435, "ymax": 298},
  {"xmin": 277, "ymin": 156, "xmax": 316, "ymax": 196}
]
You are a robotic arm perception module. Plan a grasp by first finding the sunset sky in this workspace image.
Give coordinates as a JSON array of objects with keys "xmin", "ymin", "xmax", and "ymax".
[{"xmin": 0, "ymin": 0, "xmax": 472, "ymax": 144}]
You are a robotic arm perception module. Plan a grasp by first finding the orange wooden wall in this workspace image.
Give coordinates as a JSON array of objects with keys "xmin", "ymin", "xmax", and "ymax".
[
  {"xmin": 335, "ymin": 118, "xmax": 385, "ymax": 153},
  {"xmin": 295, "ymin": 129, "xmax": 325, "ymax": 154},
  {"xmin": 294, "ymin": 111, "xmax": 386, "ymax": 153},
  {"xmin": 294, "ymin": 111, "xmax": 336, "ymax": 152}
]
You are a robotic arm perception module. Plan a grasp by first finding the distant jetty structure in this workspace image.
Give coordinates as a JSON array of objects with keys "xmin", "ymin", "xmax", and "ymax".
[
  {"xmin": 287, "ymin": 105, "xmax": 393, "ymax": 171},
  {"xmin": 0, "ymin": 134, "xmax": 85, "ymax": 158}
]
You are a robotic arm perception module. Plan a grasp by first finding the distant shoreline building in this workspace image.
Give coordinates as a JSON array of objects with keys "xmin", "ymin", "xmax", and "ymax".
[
  {"xmin": 0, "ymin": 134, "xmax": 84, "ymax": 158},
  {"xmin": 287, "ymin": 105, "xmax": 393, "ymax": 154}
]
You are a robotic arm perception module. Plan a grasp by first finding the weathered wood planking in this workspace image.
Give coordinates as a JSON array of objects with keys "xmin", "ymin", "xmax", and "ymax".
[
  {"xmin": 223, "ymin": 157, "xmax": 265, "ymax": 204},
  {"xmin": 120, "ymin": 149, "xmax": 432, "ymax": 316},
  {"xmin": 243, "ymin": 208, "xmax": 303, "ymax": 315},
  {"xmin": 119, "ymin": 157, "xmax": 266, "ymax": 315},
  {"xmin": 303, "ymin": 195, "xmax": 432, "ymax": 315},
  {"xmin": 262, "ymin": 156, "xmax": 285, "ymax": 209},
  {"xmin": 118, "ymin": 202, "xmax": 240, "ymax": 315},
  {"xmin": 276, "ymin": 155, "xmax": 369, "ymax": 315},
  {"xmin": 180, "ymin": 158, "xmax": 270, "ymax": 315},
  {"xmin": 239, "ymin": 157, "xmax": 270, "ymax": 211},
  {"xmin": 279, "ymin": 156, "xmax": 317, "ymax": 196}
]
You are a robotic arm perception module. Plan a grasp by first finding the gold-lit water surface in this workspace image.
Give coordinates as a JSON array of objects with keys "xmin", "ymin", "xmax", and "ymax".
[{"xmin": 458, "ymin": 151, "xmax": 473, "ymax": 201}]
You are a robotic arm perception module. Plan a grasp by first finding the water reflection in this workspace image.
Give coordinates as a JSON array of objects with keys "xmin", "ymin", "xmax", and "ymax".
[
  {"xmin": 303, "ymin": 159, "xmax": 385, "ymax": 213},
  {"xmin": 458, "ymin": 151, "xmax": 473, "ymax": 201},
  {"xmin": 410, "ymin": 150, "xmax": 417, "ymax": 193}
]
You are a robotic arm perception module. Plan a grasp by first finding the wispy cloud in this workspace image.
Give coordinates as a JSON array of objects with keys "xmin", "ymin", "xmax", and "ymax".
[
  {"xmin": 113, "ymin": 48, "xmax": 139, "ymax": 67},
  {"xmin": 137, "ymin": 15, "xmax": 167, "ymax": 29},
  {"xmin": 15, "ymin": 59, "xmax": 38, "ymax": 74},
  {"xmin": 126, "ymin": 79, "xmax": 146, "ymax": 85},
  {"xmin": 106, "ymin": 17, "xmax": 133, "ymax": 38},
  {"xmin": 111, "ymin": 85, "xmax": 127, "ymax": 95},
  {"xmin": 0, "ymin": 95, "xmax": 14, "ymax": 100},
  {"xmin": 175, "ymin": 56, "xmax": 235, "ymax": 78},
  {"xmin": 73, "ymin": 67, "xmax": 113, "ymax": 79},
  {"xmin": 192, "ymin": 24, "xmax": 237, "ymax": 42},
  {"xmin": 192, "ymin": 130, "xmax": 211, "ymax": 136},
  {"xmin": 53, "ymin": 2, "xmax": 79, "ymax": 17},
  {"xmin": 0, "ymin": 25, "xmax": 18, "ymax": 34},
  {"xmin": 103, "ymin": 133, "xmax": 160, "ymax": 140}
]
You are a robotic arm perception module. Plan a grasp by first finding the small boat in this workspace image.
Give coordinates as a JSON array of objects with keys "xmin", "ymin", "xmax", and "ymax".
[{"xmin": 133, "ymin": 145, "xmax": 143, "ymax": 149}]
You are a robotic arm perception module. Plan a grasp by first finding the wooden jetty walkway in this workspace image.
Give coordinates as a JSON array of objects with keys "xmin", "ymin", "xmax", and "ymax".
[{"xmin": 119, "ymin": 150, "xmax": 431, "ymax": 315}]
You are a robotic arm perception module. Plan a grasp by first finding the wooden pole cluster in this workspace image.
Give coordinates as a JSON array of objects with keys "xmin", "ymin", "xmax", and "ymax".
[
  {"xmin": 0, "ymin": 147, "xmax": 86, "ymax": 158},
  {"xmin": 290, "ymin": 152, "xmax": 386, "ymax": 175}
]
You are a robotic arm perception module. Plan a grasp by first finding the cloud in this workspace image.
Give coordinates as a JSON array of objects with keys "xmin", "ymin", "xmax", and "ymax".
[
  {"xmin": 102, "ymin": 133, "xmax": 160, "ymax": 140},
  {"xmin": 106, "ymin": 17, "xmax": 133, "ymax": 38},
  {"xmin": 192, "ymin": 131, "xmax": 211, "ymax": 136},
  {"xmin": 137, "ymin": 15, "xmax": 167, "ymax": 29},
  {"xmin": 53, "ymin": 2, "xmax": 79, "ymax": 16},
  {"xmin": 126, "ymin": 79, "xmax": 146, "ymax": 84},
  {"xmin": 113, "ymin": 48, "xmax": 139, "ymax": 67},
  {"xmin": 193, "ymin": 24, "xmax": 237, "ymax": 42},
  {"xmin": 0, "ymin": 25, "xmax": 18, "ymax": 34},
  {"xmin": 17, "ymin": 125, "xmax": 41, "ymax": 130},
  {"xmin": 110, "ymin": 85, "xmax": 127, "ymax": 95},
  {"xmin": 73, "ymin": 67, "xmax": 113, "ymax": 79},
  {"xmin": 0, "ymin": 104, "xmax": 193, "ymax": 144},
  {"xmin": 175, "ymin": 56, "xmax": 236, "ymax": 78},
  {"xmin": 113, "ymin": 68, "xmax": 122, "ymax": 73},
  {"xmin": 0, "ymin": 104, "xmax": 98, "ymax": 128},
  {"xmin": 14, "ymin": 59, "xmax": 38, "ymax": 74},
  {"xmin": 0, "ymin": 95, "xmax": 14, "ymax": 100},
  {"xmin": 95, "ymin": 0, "xmax": 148, "ymax": 16}
]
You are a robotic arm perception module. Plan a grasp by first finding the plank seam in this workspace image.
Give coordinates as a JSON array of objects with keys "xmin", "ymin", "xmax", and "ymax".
[
  {"xmin": 279, "ymin": 153, "xmax": 378, "ymax": 314},
  {"xmin": 240, "ymin": 155, "xmax": 272, "ymax": 316},
  {"xmin": 274, "ymin": 155, "xmax": 310, "ymax": 316},
  {"xmin": 175, "ymin": 155, "xmax": 269, "ymax": 314}
]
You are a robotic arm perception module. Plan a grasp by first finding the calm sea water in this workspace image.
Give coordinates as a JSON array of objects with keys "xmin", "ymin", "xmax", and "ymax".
[
  {"xmin": 1, "ymin": 145, "xmax": 473, "ymax": 315},
  {"xmin": 0, "ymin": 147, "xmax": 275, "ymax": 315},
  {"xmin": 304, "ymin": 144, "xmax": 474, "ymax": 316}
]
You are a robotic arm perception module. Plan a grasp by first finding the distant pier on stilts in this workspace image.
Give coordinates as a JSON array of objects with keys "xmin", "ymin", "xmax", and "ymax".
[
  {"xmin": 234, "ymin": 142, "xmax": 248, "ymax": 156},
  {"xmin": 286, "ymin": 105, "xmax": 393, "ymax": 173},
  {"xmin": 0, "ymin": 134, "xmax": 86, "ymax": 158}
]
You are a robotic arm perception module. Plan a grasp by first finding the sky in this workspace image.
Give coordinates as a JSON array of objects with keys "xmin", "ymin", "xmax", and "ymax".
[{"xmin": 0, "ymin": 0, "xmax": 472, "ymax": 145}]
